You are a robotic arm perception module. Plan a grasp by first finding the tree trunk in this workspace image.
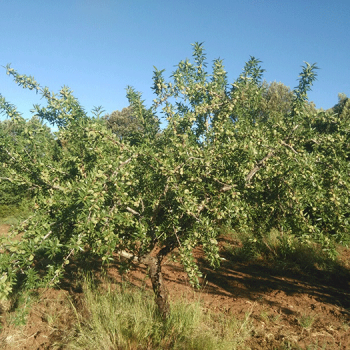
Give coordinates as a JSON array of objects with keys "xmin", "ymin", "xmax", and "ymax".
[
  {"xmin": 119, "ymin": 245, "xmax": 172, "ymax": 319},
  {"xmin": 141, "ymin": 254, "xmax": 170, "ymax": 319}
]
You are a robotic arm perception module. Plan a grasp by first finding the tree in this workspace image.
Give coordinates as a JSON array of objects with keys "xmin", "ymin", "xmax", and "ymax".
[
  {"xmin": 331, "ymin": 93, "xmax": 350, "ymax": 117},
  {"xmin": 260, "ymin": 81, "xmax": 293, "ymax": 119},
  {"xmin": 103, "ymin": 103, "xmax": 159, "ymax": 146},
  {"xmin": 1, "ymin": 44, "xmax": 348, "ymax": 320},
  {"xmin": 104, "ymin": 106, "xmax": 139, "ymax": 140}
]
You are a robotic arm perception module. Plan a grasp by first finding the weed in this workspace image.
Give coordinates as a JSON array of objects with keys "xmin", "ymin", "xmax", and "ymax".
[
  {"xmin": 298, "ymin": 313, "xmax": 316, "ymax": 329},
  {"xmin": 259, "ymin": 309, "xmax": 281, "ymax": 326},
  {"xmin": 7, "ymin": 292, "xmax": 34, "ymax": 327},
  {"xmin": 259, "ymin": 310, "xmax": 270, "ymax": 323},
  {"xmin": 272, "ymin": 314, "xmax": 281, "ymax": 324}
]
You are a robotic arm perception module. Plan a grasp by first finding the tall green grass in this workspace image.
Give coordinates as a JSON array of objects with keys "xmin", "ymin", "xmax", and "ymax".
[
  {"xmin": 0, "ymin": 200, "xmax": 33, "ymax": 225},
  {"xmin": 224, "ymin": 228, "xmax": 345, "ymax": 275},
  {"xmin": 62, "ymin": 276, "xmax": 253, "ymax": 350}
]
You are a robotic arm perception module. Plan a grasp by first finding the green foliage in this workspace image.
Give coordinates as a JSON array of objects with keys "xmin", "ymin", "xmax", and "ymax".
[
  {"xmin": 103, "ymin": 106, "xmax": 142, "ymax": 144},
  {"xmin": 298, "ymin": 313, "xmax": 317, "ymax": 329},
  {"xmin": 331, "ymin": 93, "xmax": 350, "ymax": 118},
  {"xmin": 260, "ymin": 81, "xmax": 294, "ymax": 120},
  {"xmin": 0, "ymin": 43, "xmax": 349, "ymax": 305},
  {"xmin": 292, "ymin": 62, "xmax": 319, "ymax": 116},
  {"xmin": 7, "ymin": 291, "xmax": 34, "ymax": 326},
  {"xmin": 0, "ymin": 117, "xmax": 52, "ymax": 206},
  {"xmin": 0, "ymin": 115, "xmax": 54, "ymax": 225},
  {"xmin": 236, "ymin": 55, "xmax": 265, "ymax": 85},
  {"xmin": 103, "ymin": 103, "xmax": 159, "ymax": 146},
  {"xmin": 225, "ymin": 228, "xmax": 345, "ymax": 276},
  {"xmin": 0, "ymin": 201, "xmax": 33, "ymax": 225}
]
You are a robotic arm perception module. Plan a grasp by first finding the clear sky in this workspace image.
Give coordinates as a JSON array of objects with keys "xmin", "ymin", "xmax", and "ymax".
[{"xmin": 1, "ymin": 0, "xmax": 349, "ymax": 125}]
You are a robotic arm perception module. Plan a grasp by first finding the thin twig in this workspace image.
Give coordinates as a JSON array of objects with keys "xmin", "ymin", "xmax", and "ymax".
[{"xmin": 280, "ymin": 141, "xmax": 298, "ymax": 154}]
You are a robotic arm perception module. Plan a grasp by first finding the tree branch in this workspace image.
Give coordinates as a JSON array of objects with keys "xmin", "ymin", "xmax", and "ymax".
[
  {"xmin": 280, "ymin": 141, "xmax": 298, "ymax": 154},
  {"xmin": 245, "ymin": 151, "xmax": 275, "ymax": 184},
  {"xmin": 126, "ymin": 206, "xmax": 140, "ymax": 216}
]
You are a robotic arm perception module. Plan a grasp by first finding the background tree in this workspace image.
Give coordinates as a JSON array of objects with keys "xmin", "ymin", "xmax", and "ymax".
[
  {"xmin": 260, "ymin": 81, "xmax": 293, "ymax": 119},
  {"xmin": 330, "ymin": 93, "xmax": 350, "ymax": 117},
  {"xmin": 103, "ymin": 105, "xmax": 155, "ymax": 145}
]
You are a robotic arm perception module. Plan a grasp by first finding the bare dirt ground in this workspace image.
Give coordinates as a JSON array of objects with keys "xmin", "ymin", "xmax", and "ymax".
[
  {"xmin": 0, "ymin": 225, "xmax": 11, "ymax": 237},
  {"xmin": 1, "ymin": 224, "xmax": 349, "ymax": 350}
]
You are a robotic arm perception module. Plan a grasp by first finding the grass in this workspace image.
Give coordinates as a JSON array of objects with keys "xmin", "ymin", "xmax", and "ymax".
[
  {"xmin": 6, "ymin": 292, "xmax": 33, "ymax": 327},
  {"xmin": 0, "ymin": 201, "xmax": 33, "ymax": 225},
  {"xmin": 258, "ymin": 309, "xmax": 281, "ymax": 325},
  {"xmin": 297, "ymin": 313, "xmax": 317, "ymax": 330},
  {"xmin": 223, "ymin": 227, "xmax": 346, "ymax": 277},
  {"xmin": 0, "ymin": 275, "xmax": 254, "ymax": 350},
  {"xmin": 57, "ymin": 275, "xmax": 253, "ymax": 350}
]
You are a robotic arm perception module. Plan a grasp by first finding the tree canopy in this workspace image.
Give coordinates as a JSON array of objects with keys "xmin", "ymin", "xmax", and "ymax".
[{"xmin": 0, "ymin": 43, "xmax": 349, "ymax": 317}]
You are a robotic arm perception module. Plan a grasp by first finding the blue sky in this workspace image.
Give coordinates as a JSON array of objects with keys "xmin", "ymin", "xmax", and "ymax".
[{"xmin": 1, "ymin": 0, "xmax": 349, "ymax": 125}]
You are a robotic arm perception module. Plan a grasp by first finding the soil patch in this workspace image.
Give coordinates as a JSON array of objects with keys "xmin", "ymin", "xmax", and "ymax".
[
  {"xmin": 1, "ymin": 224, "xmax": 349, "ymax": 349},
  {"xmin": 0, "ymin": 225, "xmax": 11, "ymax": 237}
]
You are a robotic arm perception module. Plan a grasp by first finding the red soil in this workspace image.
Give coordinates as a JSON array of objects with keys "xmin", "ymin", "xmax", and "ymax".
[{"xmin": 1, "ymin": 225, "xmax": 349, "ymax": 349}]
